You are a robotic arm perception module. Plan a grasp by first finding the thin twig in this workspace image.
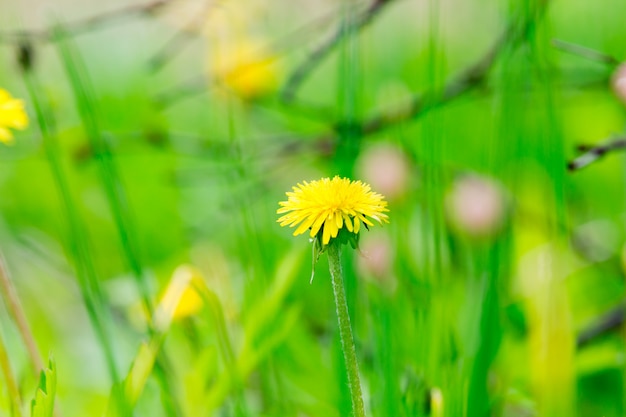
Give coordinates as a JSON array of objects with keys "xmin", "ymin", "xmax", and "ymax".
[
  {"xmin": 281, "ymin": 0, "xmax": 394, "ymax": 102},
  {"xmin": 0, "ymin": 330, "xmax": 22, "ymax": 417},
  {"xmin": 153, "ymin": 75, "xmax": 208, "ymax": 108},
  {"xmin": 147, "ymin": 0, "xmax": 216, "ymax": 73},
  {"xmin": 0, "ymin": 252, "xmax": 44, "ymax": 375},
  {"xmin": 147, "ymin": 26, "xmax": 196, "ymax": 73},
  {"xmin": 0, "ymin": 0, "xmax": 170, "ymax": 43},
  {"xmin": 567, "ymin": 137, "xmax": 626, "ymax": 171},
  {"xmin": 154, "ymin": 73, "xmax": 337, "ymax": 124},
  {"xmin": 577, "ymin": 303, "xmax": 624, "ymax": 348},
  {"xmin": 552, "ymin": 39, "xmax": 620, "ymax": 67}
]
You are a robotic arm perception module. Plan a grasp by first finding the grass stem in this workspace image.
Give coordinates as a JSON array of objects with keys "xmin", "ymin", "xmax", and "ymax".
[
  {"xmin": 0, "ymin": 251, "xmax": 43, "ymax": 375},
  {"xmin": 0, "ymin": 329, "xmax": 23, "ymax": 417}
]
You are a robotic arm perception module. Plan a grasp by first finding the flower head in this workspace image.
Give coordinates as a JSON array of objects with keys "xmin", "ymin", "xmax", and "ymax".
[
  {"xmin": 214, "ymin": 40, "xmax": 278, "ymax": 99},
  {"xmin": 203, "ymin": 2, "xmax": 278, "ymax": 100},
  {"xmin": 277, "ymin": 176, "xmax": 389, "ymax": 246},
  {"xmin": 0, "ymin": 89, "xmax": 28, "ymax": 144},
  {"xmin": 154, "ymin": 265, "xmax": 206, "ymax": 331}
]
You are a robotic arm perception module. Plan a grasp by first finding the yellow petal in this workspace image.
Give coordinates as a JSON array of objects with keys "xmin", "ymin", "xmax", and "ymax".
[
  {"xmin": 309, "ymin": 212, "xmax": 328, "ymax": 238},
  {"xmin": 322, "ymin": 222, "xmax": 332, "ymax": 245},
  {"xmin": 343, "ymin": 213, "xmax": 353, "ymax": 232},
  {"xmin": 335, "ymin": 212, "xmax": 343, "ymax": 229},
  {"xmin": 294, "ymin": 212, "xmax": 318, "ymax": 236}
]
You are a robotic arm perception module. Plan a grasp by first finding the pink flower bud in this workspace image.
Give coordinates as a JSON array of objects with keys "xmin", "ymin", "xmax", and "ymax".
[
  {"xmin": 356, "ymin": 143, "xmax": 411, "ymax": 200},
  {"xmin": 446, "ymin": 175, "xmax": 507, "ymax": 237}
]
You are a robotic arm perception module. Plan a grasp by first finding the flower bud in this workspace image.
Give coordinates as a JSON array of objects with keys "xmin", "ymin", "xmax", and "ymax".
[
  {"xmin": 356, "ymin": 143, "xmax": 411, "ymax": 200},
  {"xmin": 446, "ymin": 174, "xmax": 507, "ymax": 237}
]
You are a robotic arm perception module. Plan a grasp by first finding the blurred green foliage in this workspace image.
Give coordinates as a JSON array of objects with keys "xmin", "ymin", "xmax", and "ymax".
[{"xmin": 0, "ymin": 0, "xmax": 626, "ymax": 416}]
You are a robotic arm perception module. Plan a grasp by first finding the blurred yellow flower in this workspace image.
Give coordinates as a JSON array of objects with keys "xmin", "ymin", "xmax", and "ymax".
[
  {"xmin": 277, "ymin": 176, "xmax": 389, "ymax": 246},
  {"xmin": 211, "ymin": 39, "xmax": 279, "ymax": 100},
  {"xmin": 155, "ymin": 265, "xmax": 205, "ymax": 330},
  {"xmin": 203, "ymin": 1, "xmax": 277, "ymax": 100},
  {"xmin": 172, "ymin": 278, "xmax": 204, "ymax": 319},
  {"xmin": 0, "ymin": 89, "xmax": 28, "ymax": 144}
]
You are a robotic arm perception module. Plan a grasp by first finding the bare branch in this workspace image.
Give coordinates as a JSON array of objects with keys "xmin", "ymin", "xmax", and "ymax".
[
  {"xmin": 577, "ymin": 303, "xmax": 625, "ymax": 348},
  {"xmin": 552, "ymin": 38, "xmax": 620, "ymax": 67},
  {"xmin": 280, "ymin": 0, "xmax": 394, "ymax": 102},
  {"xmin": 0, "ymin": 0, "xmax": 171, "ymax": 43},
  {"xmin": 567, "ymin": 137, "xmax": 626, "ymax": 171},
  {"xmin": 147, "ymin": 1, "xmax": 216, "ymax": 73},
  {"xmin": 317, "ymin": 1, "xmax": 552, "ymax": 141}
]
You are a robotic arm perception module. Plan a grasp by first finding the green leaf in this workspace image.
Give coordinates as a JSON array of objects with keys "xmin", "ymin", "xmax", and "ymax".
[
  {"xmin": 336, "ymin": 227, "xmax": 360, "ymax": 250},
  {"xmin": 310, "ymin": 236, "xmax": 324, "ymax": 283},
  {"xmin": 30, "ymin": 358, "xmax": 56, "ymax": 417}
]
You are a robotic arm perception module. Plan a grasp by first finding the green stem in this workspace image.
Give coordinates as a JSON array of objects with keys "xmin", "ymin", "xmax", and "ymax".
[
  {"xmin": 327, "ymin": 243, "xmax": 366, "ymax": 417},
  {"xmin": 23, "ymin": 70, "xmax": 119, "ymax": 383},
  {"xmin": 0, "ymin": 327, "xmax": 23, "ymax": 417},
  {"xmin": 198, "ymin": 284, "xmax": 249, "ymax": 416},
  {"xmin": 53, "ymin": 27, "xmax": 153, "ymax": 317}
]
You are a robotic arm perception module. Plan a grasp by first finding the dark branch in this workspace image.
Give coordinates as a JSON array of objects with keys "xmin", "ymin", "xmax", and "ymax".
[
  {"xmin": 320, "ymin": 1, "xmax": 551, "ymax": 140},
  {"xmin": 552, "ymin": 39, "xmax": 620, "ymax": 67},
  {"xmin": 577, "ymin": 303, "xmax": 625, "ymax": 348},
  {"xmin": 147, "ymin": 1, "xmax": 215, "ymax": 73},
  {"xmin": 0, "ymin": 0, "xmax": 170, "ymax": 43},
  {"xmin": 567, "ymin": 137, "xmax": 626, "ymax": 171},
  {"xmin": 280, "ymin": 0, "xmax": 394, "ymax": 102},
  {"xmin": 153, "ymin": 75, "xmax": 207, "ymax": 109}
]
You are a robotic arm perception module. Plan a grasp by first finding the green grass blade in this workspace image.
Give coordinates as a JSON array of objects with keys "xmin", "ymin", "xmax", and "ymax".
[
  {"xmin": 51, "ymin": 24, "xmax": 153, "ymax": 316},
  {"xmin": 22, "ymin": 66, "xmax": 119, "ymax": 384}
]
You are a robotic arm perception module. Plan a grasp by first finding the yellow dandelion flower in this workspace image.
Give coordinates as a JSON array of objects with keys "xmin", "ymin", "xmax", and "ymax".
[
  {"xmin": 210, "ymin": 39, "xmax": 279, "ymax": 100},
  {"xmin": 277, "ymin": 176, "xmax": 389, "ymax": 246},
  {"xmin": 0, "ymin": 89, "xmax": 28, "ymax": 144}
]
